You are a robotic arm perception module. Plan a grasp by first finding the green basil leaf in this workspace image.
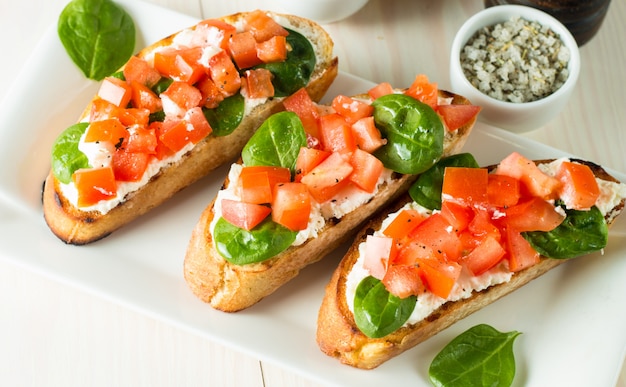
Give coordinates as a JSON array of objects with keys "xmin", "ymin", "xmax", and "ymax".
[
  {"xmin": 58, "ymin": 0, "xmax": 135, "ymax": 81},
  {"xmin": 254, "ymin": 28, "xmax": 316, "ymax": 97},
  {"xmin": 241, "ymin": 111, "xmax": 307, "ymax": 173},
  {"xmin": 353, "ymin": 276, "xmax": 416, "ymax": 338},
  {"xmin": 213, "ymin": 217, "xmax": 297, "ymax": 265},
  {"xmin": 409, "ymin": 153, "xmax": 479, "ymax": 211},
  {"xmin": 51, "ymin": 123, "xmax": 91, "ymax": 184},
  {"xmin": 203, "ymin": 94, "xmax": 245, "ymax": 137},
  {"xmin": 429, "ymin": 324, "xmax": 521, "ymax": 387},
  {"xmin": 372, "ymin": 94, "xmax": 444, "ymax": 175},
  {"xmin": 523, "ymin": 205, "xmax": 608, "ymax": 259}
]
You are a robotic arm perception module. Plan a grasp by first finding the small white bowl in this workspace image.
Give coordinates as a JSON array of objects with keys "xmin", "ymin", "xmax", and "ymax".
[
  {"xmin": 270, "ymin": 0, "xmax": 369, "ymax": 24},
  {"xmin": 450, "ymin": 5, "xmax": 580, "ymax": 133}
]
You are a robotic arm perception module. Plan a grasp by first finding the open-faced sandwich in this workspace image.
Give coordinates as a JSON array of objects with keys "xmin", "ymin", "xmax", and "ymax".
[
  {"xmin": 43, "ymin": 10, "xmax": 338, "ymax": 244},
  {"xmin": 183, "ymin": 75, "xmax": 481, "ymax": 312},
  {"xmin": 317, "ymin": 151, "xmax": 626, "ymax": 369}
]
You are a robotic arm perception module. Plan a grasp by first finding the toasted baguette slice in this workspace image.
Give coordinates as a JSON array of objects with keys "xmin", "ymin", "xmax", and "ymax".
[
  {"xmin": 43, "ymin": 11, "xmax": 338, "ymax": 245},
  {"xmin": 183, "ymin": 88, "xmax": 477, "ymax": 312},
  {"xmin": 317, "ymin": 158, "xmax": 626, "ymax": 369}
]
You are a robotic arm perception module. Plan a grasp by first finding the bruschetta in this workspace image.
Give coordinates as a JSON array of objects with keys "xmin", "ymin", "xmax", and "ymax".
[
  {"xmin": 183, "ymin": 75, "xmax": 481, "ymax": 312},
  {"xmin": 316, "ymin": 152, "xmax": 626, "ymax": 369},
  {"xmin": 43, "ymin": 10, "xmax": 338, "ymax": 244}
]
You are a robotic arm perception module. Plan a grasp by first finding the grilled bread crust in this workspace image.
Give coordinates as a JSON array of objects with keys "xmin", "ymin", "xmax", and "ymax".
[
  {"xmin": 42, "ymin": 11, "xmax": 339, "ymax": 245},
  {"xmin": 183, "ymin": 90, "xmax": 477, "ymax": 312},
  {"xmin": 316, "ymin": 159, "xmax": 625, "ymax": 370}
]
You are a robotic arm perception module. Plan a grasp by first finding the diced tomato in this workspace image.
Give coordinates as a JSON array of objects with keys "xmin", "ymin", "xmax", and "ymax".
[
  {"xmin": 229, "ymin": 31, "xmax": 263, "ymax": 69},
  {"xmin": 440, "ymin": 200, "xmax": 473, "ymax": 232},
  {"xmin": 184, "ymin": 106, "xmax": 213, "ymax": 143},
  {"xmin": 150, "ymin": 121, "xmax": 175, "ymax": 160},
  {"xmin": 410, "ymin": 213, "xmax": 462, "ymax": 262},
  {"xmin": 208, "ymin": 50, "xmax": 242, "ymax": 97},
  {"xmin": 416, "ymin": 257, "xmax": 462, "ymax": 299},
  {"xmin": 196, "ymin": 76, "xmax": 225, "ymax": 109},
  {"xmin": 505, "ymin": 228, "xmax": 540, "ymax": 272},
  {"xmin": 84, "ymin": 118, "xmax": 128, "ymax": 146},
  {"xmin": 73, "ymin": 167, "xmax": 117, "ymax": 206},
  {"xmin": 197, "ymin": 19, "xmax": 236, "ymax": 50},
  {"xmin": 394, "ymin": 240, "xmax": 433, "ymax": 266},
  {"xmin": 382, "ymin": 209, "xmax": 426, "ymax": 241},
  {"xmin": 125, "ymin": 125, "xmax": 157, "ymax": 154},
  {"xmin": 318, "ymin": 113, "xmax": 357, "ymax": 153},
  {"xmin": 282, "ymin": 88, "xmax": 321, "ymax": 139},
  {"xmin": 502, "ymin": 197, "xmax": 565, "ymax": 232},
  {"xmin": 89, "ymin": 98, "xmax": 123, "ymax": 122},
  {"xmin": 129, "ymin": 81, "xmax": 162, "ymax": 113},
  {"xmin": 242, "ymin": 68, "xmax": 275, "ymax": 99},
  {"xmin": 442, "ymin": 167, "xmax": 488, "ymax": 205},
  {"xmin": 495, "ymin": 152, "xmax": 561, "ymax": 199},
  {"xmin": 221, "ymin": 199, "xmax": 271, "ymax": 231},
  {"xmin": 467, "ymin": 208, "xmax": 501, "ymax": 242},
  {"xmin": 271, "ymin": 182, "xmax": 311, "ymax": 231},
  {"xmin": 307, "ymin": 178, "xmax": 352, "ymax": 204},
  {"xmin": 331, "ymin": 95, "xmax": 374, "ymax": 125},
  {"xmin": 239, "ymin": 165, "xmax": 291, "ymax": 204},
  {"xmin": 256, "ymin": 35, "xmax": 287, "ymax": 63},
  {"xmin": 158, "ymin": 119, "xmax": 191, "ymax": 152},
  {"xmin": 161, "ymin": 81, "xmax": 203, "ymax": 115},
  {"xmin": 461, "ymin": 235, "xmax": 506, "ymax": 276},
  {"xmin": 294, "ymin": 147, "xmax": 330, "ymax": 182},
  {"xmin": 243, "ymin": 10, "xmax": 289, "ymax": 42},
  {"xmin": 119, "ymin": 108, "xmax": 150, "ymax": 127},
  {"xmin": 300, "ymin": 152, "xmax": 354, "ymax": 202},
  {"xmin": 556, "ymin": 161, "xmax": 600, "ymax": 210},
  {"xmin": 405, "ymin": 74, "xmax": 438, "ymax": 109},
  {"xmin": 457, "ymin": 229, "xmax": 481, "ymax": 253},
  {"xmin": 487, "ymin": 173, "xmax": 521, "ymax": 208},
  {"xmin": 368, "ymin": 82, "xmax": 394, "ymax": 100},
  {"xmin": 348, "ymin": 148, "xmax": 384, "ymax": 193},
  {"xmin": 437, "ymin": 104, "xmax": 481, "ymax": 132},
  {"xmin": 382, "ymin": 265, "xmax": 425, "ymax": 299},
  {"xmin": 350, "ymin": 116, "xmax": 386, "ymax": 153},
  {"xmin": 153, "ymin": 47, "xmax": 205, "ymax": 84},
  {"xmin": 97, "ymin": 76, "xmax": 132, "ymax": 108},
  {"xmin": 123, "ymin": 56, "xmax": 161, "ymax": 88},
  {"xmin": 112, "ymin": 148, "xmax": 150, "ymax": 182},
  {"xmin": 364, "ymin": 235, "xmax": 396, "ymax": 280}
]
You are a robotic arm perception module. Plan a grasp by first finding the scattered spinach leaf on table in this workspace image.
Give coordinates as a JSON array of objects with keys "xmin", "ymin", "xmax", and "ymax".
[
  {"xmin": 58, "ymin": 0, "xmax": 135, "ymax": 81},
  {"xmin": 429, "ymin": 324, "xmax": 521, "ymax": 387}
]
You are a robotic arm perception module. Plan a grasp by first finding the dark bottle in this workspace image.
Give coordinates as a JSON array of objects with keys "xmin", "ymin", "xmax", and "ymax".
[{"xmin": 483, "ymin": 0, "xmax": 611, "ymax": 46}]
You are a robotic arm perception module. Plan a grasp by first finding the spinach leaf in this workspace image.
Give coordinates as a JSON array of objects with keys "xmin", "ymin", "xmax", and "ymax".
[
  {"xmin": 51, "ymin": 123, "xmax": 91, "ymax": 184},
  {"xmin": 241, "ymin": 111, "xmax": 307, "ymax": 173},
  {"xmin": 353, "ymin": 276, "xmax": 416, "ymax": 338},
  {"xmin": 254, "ymin": 28, "xmax": 316, "ymax": 97},
  {"xmin": 372, "ymin": 94, "xmax": 444, "ymax": 175},
  {"xmin": 213, "ymin": 217, "xmax": 297, "ymax": 265},
  {"xmin": 524, "ymin": 204, "xmax": 608, "ymax": 259},
  {"xmin": 409, "ymin": 153, "xmax": 479, "ymax": 210},
  {"xmin": 58, "ymin": 0, "xmax": 135, "ymax": 81},
  {"xmin": 429, "ymin": 324, "xmax": 521, "ymax": 387},
  {"xmin": 151, "ymin": 78, "xmax": 172, "ymax": 95},
  {"xmin": 203, "ymin": 94, "xmax": 245, "ymax": 137}
]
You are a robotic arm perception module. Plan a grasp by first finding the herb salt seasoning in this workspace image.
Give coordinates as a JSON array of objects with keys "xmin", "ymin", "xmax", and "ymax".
[{"xmin": 460, "ymin": 16, "xmax": 570, "ymax": 103}]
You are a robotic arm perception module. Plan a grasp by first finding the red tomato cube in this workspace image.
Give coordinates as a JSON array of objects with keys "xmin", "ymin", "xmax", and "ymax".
[{"xmin": 271, "ymin": 182, "xmax": 311, "ymax": 231}]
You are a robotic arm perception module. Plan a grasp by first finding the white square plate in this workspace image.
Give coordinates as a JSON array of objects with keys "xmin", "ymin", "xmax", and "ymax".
[{"xmin": 0, "ymin": 1, "xmax": 624, "ymax": 386}]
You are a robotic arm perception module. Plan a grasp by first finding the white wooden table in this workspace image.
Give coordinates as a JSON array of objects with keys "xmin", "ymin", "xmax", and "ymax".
[{"xmin": 1, "ymin": 0, "xmax": 624, "ymax": 385}]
